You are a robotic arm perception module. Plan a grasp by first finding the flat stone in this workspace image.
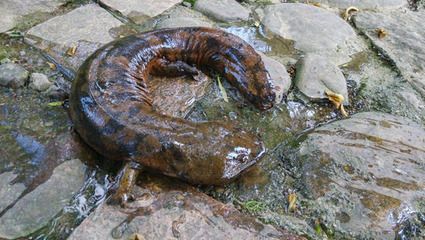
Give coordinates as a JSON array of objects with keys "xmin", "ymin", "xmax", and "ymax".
[
  {"xmin": 27, "ymin": 4, "xmax": 122, "ymax": 47},
  {"xmin": 69, "ymin": 176, "xmax": 304, "ymax": 240},
  {"xmin": 354, "ymin": 10, "xmax": 425, "ymax": 97},
  {"xmin": 194, "ymin": 0, "xmax": 250, "ymax": 22},
  {"xmin": 0, "ymin": 172, "xmax": 26, "ymax": 213},
  {"xmin": 0, "ymin": 0, "xmax": 66, "ymax": 33},
  {"xmin": 295, "ymin": 54, "xmax": 349, "ymax": 104},
  {"xmin": 155, "ymin": 5, "xmax": 214, "ymax": 29},
  {"xmin": 262, "ymin": 3, "xmax": 365, "ymax": 65},
  {"xmin": 100, "ymin": 0, "xmax": 182, "ymax": 24},
  {"xmin": 297, "ymin": 112, "xmax": 425, "ymax": 239},
  {"xmin": 260, "ymin": 53, "xmax": 291, "ymax": 103},
  {"xmin": 298, "ymin": 0, "xmax": 406, "ymax": 9},
  {"xmin": 0, "ymin": 63, "xmax": 29, "ymax": 88},
  {"xmin": 25, "ymin": 4, "xmax": 123, "ymax": 71},
  {"xmin": 29, "ymin": 72, "xmax": 52, "ymax": 91},
  {"xmin": 0, "ymin": 159, "xmax": 85, "ymax": 239}
]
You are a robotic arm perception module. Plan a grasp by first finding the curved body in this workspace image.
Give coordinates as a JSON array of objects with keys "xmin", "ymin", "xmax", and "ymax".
[{"xmin": 69, "ymin": 27, "xmax": 275, "ymax": 185}]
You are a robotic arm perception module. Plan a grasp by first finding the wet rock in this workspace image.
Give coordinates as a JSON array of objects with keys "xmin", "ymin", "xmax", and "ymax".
[
  {"xmin": 297, "ymin": 112, "xmax": 425, "ymax": 239},
  {"xmin": 0, "ymin": 159, "xmax": 85, "ymax": 239},
  {"xmin": 26, "ymin": 4, "xmax": 122, "ymax": 46},
  {"xmin": 100, "ymin": 0, "xmax": 182, "ymax": 24},
  {"xmin": 0, "ymin": 0, "xmax": 66, "ymax": 33},
  {"xmin": 260, "ymin": 53, "xmax": 291, "ymax": 103},
  {"xmin": 69, "ymin": 176, "xmax": 304, "ymax": 240},
  {"xmin": 262, "ymin": 3, "xmax": 364, "ymax": 65},
  {"xmin": 149, "ymin": 73, "xmax": 211, "ymax": 118},
  {"xmin": 194, "ymin": 0, "xmax": 250, "ymax": 22},
  {"xmin": 298, "ymin": 0, "xmax": 406, "ymax": 9},
  {"xmin": 0, "ymin": 63, "xmax": 29, "ymax": 88},
  {"xmin": 43, "ymin": 76, "xmax": 71, "ymax": 100},
  {"xmin": 25, "ymin": 4, "xmax": 123, "ymax": 71},
  {"xmin": 295, "ymin": 54, "xmax": 348, "ymax": 104},
  {"xmin": 0, "ymin": 172, "xmax": 26, "ymax": 213},
  {"xmin": 354, "ymin": 10, "xmax": 425, "ymax": 97},
  {"xmin": 29, "ymin": 72, "xmax": 52, "ymax": 91},
  {"xmin": 155, "ymin": 5, "xmax": 214, "ymax": 29}
]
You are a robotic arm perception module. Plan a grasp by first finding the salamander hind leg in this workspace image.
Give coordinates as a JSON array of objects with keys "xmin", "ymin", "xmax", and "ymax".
[{"xmin": 108, "ymin": 162, "xmax": 142, "ymax": 207}]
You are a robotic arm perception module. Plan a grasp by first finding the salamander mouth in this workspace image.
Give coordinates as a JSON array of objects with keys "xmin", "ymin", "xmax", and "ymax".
[{"xmin": 223, "ymin": 141, "xmax": 266, "ymax": 180}]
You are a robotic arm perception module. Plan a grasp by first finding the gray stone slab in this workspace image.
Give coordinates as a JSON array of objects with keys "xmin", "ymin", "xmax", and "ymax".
[
  {"xmin": 298, "ymin": 0, "xmax": 406, "ymax": 9},
  {"xmin": 260, "ymin": 53, "xmax": 291, "ymax": 103},
  {"xmin": 100, "ymin": 0, "xmax": 182, "ymax": 24},
  {"xmin": 0, "ymin": 0, "xmax": 66, "ymax": 33},
  {"xmin": 262, "ymin": 3, "xmax": 365, "ymax": 65},
  {"xmin": 0, "ymin": 172, "xmax": 26, "ymax": 213},
  {"xmin": 25, "ymin": 4, "xmax": 123, "ymax": 71},
  {"xmin": 0, "ymin": 159, "xmax": 85, "ymax": 239},
  {"xmin": 26, "ymin": 4, "xmax": 123, "ymax": 47},
  {"xmin": 0, "ymin": 63, "xmax": 29, "ymax": 88},
  {"xmin": 69, "ymin": 177, "xmax": 303, "ymax": 240},
  {"xmin": 354, "ymin": 10, "xmax": 425, "ymax": 97},
  {"xmin": 155, "ymin": 5, "xmax": 214, "ymax": 29},
  {"xmin": 194, "ymin": 0, "xmax": 250, "ymax": 22},
  {"xmin": 297, "ymin": 112, "xmax": 425, "ymax": 239},
  {"xmin": 295, "ymin": 54, "xmax": 349, "ymax": 104}
]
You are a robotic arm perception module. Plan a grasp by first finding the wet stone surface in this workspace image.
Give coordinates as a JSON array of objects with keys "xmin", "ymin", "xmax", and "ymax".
[
  {"xmin": 194, "ymin": 0, "xmax": 251, "ymax": 22},
  {"xmin": 354, "ymin": 9, "xmax": 425, "ymax": 97},
  {"xmin": 295, "ymin": 112, "xmax": 425, "ymax": 239},
  {"xmin": 295, "ymin": 54, "xmax": 349, "ymax": 104},
  {"xmin": 262, "ymin": 3, "xmax": 365, "ymax": 65},
  {"xmin": 99, "ymin": 0, "xmax": 182, "ymax": 24},
  {"xmin": 0, "ymin": 0, "xmax": 67, "ymax": 33},
  {"xmin": 0, "ymin": 63, "xmax": 29, "ymax": 88},
  {"xmin": 298, "ymin": 0, "xmax": 407, "ymax": 10},
  {"xmin": 69, "ymin": 175, "xmax": 304, "ymax": 240},
  {"xmin": 1, "ymin": 0, "xmax": 425, "ymax": 239}
]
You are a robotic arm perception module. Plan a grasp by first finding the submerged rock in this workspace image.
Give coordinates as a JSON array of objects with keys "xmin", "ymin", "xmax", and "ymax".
[
  {"xmin": 296, "ymin": 112, "xmax": 425, "ymax": 239},
  {"xmin": 194, "ymin": 0, "xmax": 250, "ymax": 22},
  {"xmin": 262, "ymin": 3, "xmax": 364, "ymax": 65},
  {"xmin": 0, "ymin": 159, "xmax": 85, "ymax": 239},
  {"xmin": 0, "ymin": 63, "xmax": 29, "ymax": 88},
  {"xmin": 295, "ymin": 54, "xmax": 348, "ymax": 104},
  {"xmin": 69, "ymin": 176, "xmax": 304, "ymax": 240},
  {"xmin": 354, "ymin": 10, "xmax": 425, "ymax": 97},
  {"xmin": 99, "ymin": 0, "xmax": 182, "ymax": 24}
]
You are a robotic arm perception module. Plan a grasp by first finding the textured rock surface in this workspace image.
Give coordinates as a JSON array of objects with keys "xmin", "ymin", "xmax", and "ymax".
[
  {"xmin": 297, "ymin": 112, "xmax": 425, "ymax": 239},
  {"xmin": 155, "ymin": 5, "xmax": 214, "ymax": 29},
  {"xmin": 25, "ymin": 4, "xmax": 123, "ymax": 71},
  {"xmin": 26, "ymin": 4, "xmax": 122, "ymax": 47},
  {"xmin": 29, "ymin": 73, "xmax": 52, "ymax": 91},
  {"xmin": 354, "ymin": 10, "xmax": 425, "ymax": 97},
  {"xmin": 69, "ymin": 176, "xmax": 304, "ymax": 240},
  {"xmin": 0, "ymin": 63, "xmax": 29, "ymax": 88},
  {"xmin": 262, "ymin": 3, "xmax": 364, "ymax": 65},
  {"xmin": 260, "ymin": 53, "xmax": 291, "ymax": 103},
  {"xmin": 100, "ymin": 0, "xmax": 182, "ymax": 24},
  {"xmin": 0, "ymin": 159, "xmax": 85, "ymax": 239},
  {"xmin": 194, "ymin": 0, "xmax": 250, "ymax": 22},
  {"xmin": 0, "ymin": 0, "xmax": 66, "ymax": 33},
  {"xmin": 295, "ymin": 54, "xmax": 348, "ymax": 104},
  {"xmin": 298, "ymin": 0, "xmax": 406, "ymax": 9}
]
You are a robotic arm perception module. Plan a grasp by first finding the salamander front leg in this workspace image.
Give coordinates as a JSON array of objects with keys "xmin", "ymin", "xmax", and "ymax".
[
  {"xmin": 150, "ymin": 58, "xmax": 200, "ymax": 80},
  {"xmin": 108, "ymin": 162, "xmax": 142, "ymax": 207}
]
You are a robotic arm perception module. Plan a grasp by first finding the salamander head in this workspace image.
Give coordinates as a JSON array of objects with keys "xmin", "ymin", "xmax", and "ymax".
[{"xmin": 247, "ymin": 80, "xmax": 276, "ymax": 111}]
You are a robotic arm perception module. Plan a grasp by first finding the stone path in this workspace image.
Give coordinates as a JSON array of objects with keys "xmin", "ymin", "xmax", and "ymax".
[{"xmin": 0, "ymin": 0, "xmax": 424, "ymax": 239}]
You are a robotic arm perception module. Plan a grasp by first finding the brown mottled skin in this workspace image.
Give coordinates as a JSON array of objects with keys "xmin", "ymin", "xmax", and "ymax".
[{"xmin": 69, "ymin": 27, "xmax": 275, "ymax": 203}]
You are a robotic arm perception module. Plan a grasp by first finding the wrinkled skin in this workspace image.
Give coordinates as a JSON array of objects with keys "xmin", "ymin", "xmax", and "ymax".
[{"xmin": 69, "ymin": 27, "xmax": 275, "ymax": 203}]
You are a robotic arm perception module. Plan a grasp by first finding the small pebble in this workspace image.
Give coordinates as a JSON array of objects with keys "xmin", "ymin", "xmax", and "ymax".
[{"xmin": 30, "ymin": 73, "xmax": 52, "ymax": 91}]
